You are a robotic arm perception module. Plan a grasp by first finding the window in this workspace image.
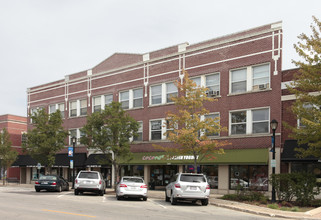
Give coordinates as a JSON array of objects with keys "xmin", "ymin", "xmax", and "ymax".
[
  {"xmin": 191, "ymin": 73, "xmax": 220, "ymax": 97},
  {"xmin": 252, "ymin": 64, "xmax": 270, "ymax": 90},
  {"xmin": 69, "ymin": 101, "xmax": 77, "ymax": 117},
  {"xmin": 206, "ymin": 73, "xmax": 220, "ymax": 96},
  {"xmin": 230, "ymin": 165, "xmax": 268, "ymax": 191},
  {"xmin": 120, "ymin": 91, "xmax": 129, "ymax": 110},
  {"xmin": 151, "ymin": 85, "xmax": 162, "ymax": 105},
  {"xmin": 133, "ymin": 121, "xmax": 143, "ymax": 141},
  {"xmin": 230, "ymin": 108, "xmax": 270, "ymax": 135},
  {"xmin": 231, "ymin": 111, "xmax": 247, "ymax": 135},
  {"xmin": 80, "ymin": 99, "xmax": 87, "ymax": 116},
  {"xmin": 104, "ymin": 94, "xmax": 113, "ymax": 107},
  {"xmin": 133, "ymin": 88, "xmax": 143, "ymax": 108},
  {"xmin": 297, "ymin": 103, "xmax": 320, "ymax": 128},
  {"xmin": 166, "ymin": 83, "xmax": 178, "ymax": 103},
  {"xmin": 119, "ymin": 88, "xmax": 143, "ymax": 110},
  {"xmin": 69, "ymin": 129, "xmax": 77, "ymax": 145},
  {"xmin": 231, "ymin": 68, "xmax": 247, "ymax": 93},
  {"xmin": 204, "ymin": 113, "xmax": 220, "ymax": 136},
  {"xmin": 252, "ymin": 109, "xmax": 269, "ymax": 133},
  {"xmin": 150, "ymin": 120, "xmax": 164, "ymax": 140},
  {"xmin": 230, "ymin": 63, "xmax": 270, "ymax": 94},
  {"xmin": 93, "ymin": 96, "xmax": 101, "ymax": 112},
  {"xmin": 150, "ymin": 82, "xmax": 178, "ymax": 106},
  {"xmin": 49, "ymin": 103, "xmax": 65, "ymax": 118},
  {"xmin": 30, "ymin": 107, "xmax": 44, "ymax": 123}
]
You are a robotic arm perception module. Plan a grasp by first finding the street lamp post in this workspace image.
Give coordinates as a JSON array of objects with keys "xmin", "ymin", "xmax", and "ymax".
[
  {"xmin": 72, "ymin": 136, "xmax": 76, "ymax": 189},
  {"xmin": 270, "ymin": 119, "xmax": 278, "ymax": 203}
]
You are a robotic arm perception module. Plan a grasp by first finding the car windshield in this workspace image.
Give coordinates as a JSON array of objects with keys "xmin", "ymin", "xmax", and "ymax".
[
  {"xmin": 122, "ymin": 178, "xmax": 143, "ymax": 183},
  {"xmin": 78, "ymin": 172, "xmax": 99, "ymax": 179},
  {"xmin": 39, "ymin": 176, "xmax": 57, "ymax": 181},
  {"xmin": 180, "ymin": 174, "xmax": 205, "ymax": 183}
]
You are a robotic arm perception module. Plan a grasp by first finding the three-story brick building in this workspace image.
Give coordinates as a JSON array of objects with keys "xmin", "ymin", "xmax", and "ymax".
[{"xmin": 25, "ymin": 22, "xmax": 283, "ymax": 193}]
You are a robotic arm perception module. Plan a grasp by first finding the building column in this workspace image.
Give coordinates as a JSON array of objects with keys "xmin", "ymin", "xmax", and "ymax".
[
  {"xmin": 218, "ymin": 165, "xmax": 229, "ymax": 195},
  {"xmin": 144, "ymin": 165, "xmax": 150, "ymax": 185}
]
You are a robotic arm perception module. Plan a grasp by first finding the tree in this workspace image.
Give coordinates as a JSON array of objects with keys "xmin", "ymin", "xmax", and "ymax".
[
  {"xmin": 287, "ymin": 16, "xmax": 321, "ymax": 158},
  {"xmin": 157, "ymin": 70, "xmax": 229, "ymax": 173},
  {"xmin": 80, "ymin": 101, "xmax": 139, "ymax": 188},
  {"xmin": 23, "ymin": 109, "xmax": 69, "ymax": 173},
  {"xmin": 0, "ymin": 128, "xmax": 18, "ymax": 185}
]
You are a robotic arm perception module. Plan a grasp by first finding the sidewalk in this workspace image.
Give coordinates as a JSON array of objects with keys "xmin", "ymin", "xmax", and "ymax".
[{"xmin": 3, "ymin": 183, "xmax": 321, "ymax": 219}]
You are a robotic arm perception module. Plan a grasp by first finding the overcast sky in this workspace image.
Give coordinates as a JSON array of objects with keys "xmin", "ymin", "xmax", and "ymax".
[{"xmin": 0, "ymin": 0, "xmax": 320, "ymax": 117}]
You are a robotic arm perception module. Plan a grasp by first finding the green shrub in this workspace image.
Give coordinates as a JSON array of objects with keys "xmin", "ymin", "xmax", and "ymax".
[
  {"xmin": 270, "ymin": 172, "xmax": 320, "ymax": 206},
  {"xmin": 267, "ymin": 203, "xmax": 279, "ymax": 209}
]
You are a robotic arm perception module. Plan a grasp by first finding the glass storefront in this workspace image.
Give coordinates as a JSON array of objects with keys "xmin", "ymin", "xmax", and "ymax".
[
  {"xmin": 230, "ymin": 165, "xmax": 268, "ymax": 191},
  {"xmin": 201, "ymin": 165, "xmax": 219, "ymax": 189},
  {"xmin": 122, "ymin": 165, "xmax": 144, "ymax": 178},
  {"xmin": 150, "ymin": 165, "xmax": 177, "ymax": 187}
]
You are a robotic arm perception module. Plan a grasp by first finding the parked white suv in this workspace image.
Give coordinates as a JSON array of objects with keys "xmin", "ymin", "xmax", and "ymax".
[
  {"xmin": 74, "ymin": 171, "xmax": 106, "ymax": 196},
  {"xmin": 165, "ymin": 173, "xmax": 210, "ymax": 206}
]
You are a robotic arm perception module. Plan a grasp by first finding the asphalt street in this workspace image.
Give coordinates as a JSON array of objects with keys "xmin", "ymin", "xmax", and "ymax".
[{"xmin": 0, "ymin": 186, "xmax": 283, "ymax": 220}]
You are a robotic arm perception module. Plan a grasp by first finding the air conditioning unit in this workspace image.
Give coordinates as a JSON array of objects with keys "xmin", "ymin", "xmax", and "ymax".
[
  {"xmin": 207, "ymin": 90, "xmax": 219, "ymax": 97},
  {"xmin": 259, "ymin": 84, "xmax": 268, "ymax": 90}
]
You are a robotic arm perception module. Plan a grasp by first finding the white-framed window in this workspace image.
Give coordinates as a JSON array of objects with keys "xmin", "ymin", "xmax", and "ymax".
[
  {"xmin": 80, "ymin": 99, "xmax": 87, "ymax": 116},
  {"xmin": 69, "ymin": 129, "xmax": 77, "ymax": 145},
  {"xmin": 69, "ymin": 128, "xmax": 84, "ymax": 145},
  {"xmin": 150, "ymin": 119, "xmax": 166, "ymax": 141},
  {"xmin": 93, "ymin": 96, "xmax": 101, "ymax": 113},
  {"xmin": 252, "ymin": 109, "xmax": 269, "ymax": 134},
  {"xmin": 191, "ymin": 73, "xmax": 220, "ymax": 97},
  {"xmin": 150, "ymin": 82, "xmax": 178, "ymax": 106},
  {"xmin": 133, "ymin": 88, "xmax": 143, "ymax": 108},
  {"xmin": 104, "ymin": 94, "xmax": 113, "ymax": 107},
  {"xmin": 204, "ymin": 113, "xmax": 220, "ymax": 136},
  {"xmin": 133, "ymin": 121, "xmax": 143, "ymax": 141},
  {"xmin": 166, "ymin": 82, "xmax": 178, "ymax": 103},
  {"xmin": 120, "ymin": 91, "xmax": 129, "ymax": 110},
  {"xmin": 150, "ymin": 85, "xmax": 162, "ymax": 105},
  {"xmin": 230, "ymin": 63, "xmax": 270, "ymax": 94},
  {"xmin": 69, "ymin": 101, "xmax": 77, "ymax": 117},
  {"xmin": 30, "ymin": 107, "xmax": 44, "ymax": 123},
  {"xmin": 230, "ymin": 108, "xmax": 270, "ymax": 135},
  {"xmin": 119, "ymin": 88, "xmax": 143, "ymax": 110},
  {"xmin": 49, "ymin": 103, "xmax": 65, "ymax": 118},
  {"xmin": 297, "ymin": 103, "xmax": 320, "ymax": 128}
]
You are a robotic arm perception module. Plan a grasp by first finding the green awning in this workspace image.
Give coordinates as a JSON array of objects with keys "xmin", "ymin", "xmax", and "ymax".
[{"xmin": 121, "ymin": 148, "xmax": 268, "ymax": 165}]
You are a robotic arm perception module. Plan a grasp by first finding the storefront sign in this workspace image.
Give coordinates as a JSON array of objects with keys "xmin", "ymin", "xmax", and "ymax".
[{"xmin": 142, "ymin": 155, "xmax": 199, "ymax": 161}]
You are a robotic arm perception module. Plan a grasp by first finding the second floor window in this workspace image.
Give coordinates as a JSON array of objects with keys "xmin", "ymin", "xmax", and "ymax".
[
  {"xmin": 133, "ymin": 88, "xmax": 143, "ymax": 108},
  {"xmin": 80, "ymin": 99, "xmax": 87, "ymax": 116},
  {"xmin": 93, "ymin": 96, "xmax": 101, "ymax": 112},
  {"xmin": 49, "ymin": 103, "xmax": 65, "ymax": 118},
  {"xmin": 69, "ymin": 101, "xmax": 77, "ymax": 117},
  {"xmin": 151, "ymin": 85, "xmax": 162, "ymax": 105},
  {"xmin": 133, "ymin": 121, "xmax": 143, "ymax": 141},
  {"xmin": 120, "ymin": 91, "xmax": 129, "ymax": 110}
]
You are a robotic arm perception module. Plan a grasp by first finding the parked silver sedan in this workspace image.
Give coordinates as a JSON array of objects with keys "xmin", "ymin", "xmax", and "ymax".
[
  {"xmin": 116, "ymin": 176, "xmax": 148, "ymax": 201},
  {"xmin": 165, "ymin": 173, "xmax": 210, "ymax": 206}
]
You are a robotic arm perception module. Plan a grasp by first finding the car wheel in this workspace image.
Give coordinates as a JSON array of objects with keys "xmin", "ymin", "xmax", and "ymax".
[
  {"xmin": 170, "ymin": 193, "xmax": 177, "ymax": 205},
  {"xmin": 116, "ymin": 195, "xmax": 121, "ymax": 200},
  {"xmin": 57, "ymin": 186, "xmax": 62, "ymax": 192},
  {"xmin": 74, "ymin": 189, "xmax": 79, "ymax": 195},
  {"xmin": 201, "ymin": 199, "xmax": 208, "ymax": 206},
  {"xmin": 99, "ymin": 190, "xmax": 104, "ymax": 196},
  {"xmin": 36, "ymin": 189, "xmax": 40, "ymax": 192},
  {"xmin": 143, "ymin": 197, "xmax": 147, "ymax": 201},
  {"xmin": 165, "ymin": 191, "xmax": 170, "ymax": 202}
]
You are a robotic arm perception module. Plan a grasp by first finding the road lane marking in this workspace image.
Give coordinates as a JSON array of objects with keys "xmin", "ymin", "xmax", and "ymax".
[
  {"xmin": 42, "ymin": 209, "xmax": 96, "ymax": 218},
  {"xmin": 148, "ymin": 199, "xmax": 167, "ymax": 209}
]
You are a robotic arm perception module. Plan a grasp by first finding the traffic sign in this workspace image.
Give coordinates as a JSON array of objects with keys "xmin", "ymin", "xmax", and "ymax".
[
  {"xmin": 70, "ymin": 160, "xmax": 73, "ymax": 169},
  {"xmin": 37, "ymin": 163, "xmax": 41, "ymax": 170}
]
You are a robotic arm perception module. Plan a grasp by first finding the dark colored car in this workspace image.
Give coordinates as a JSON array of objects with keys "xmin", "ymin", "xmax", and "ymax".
[{"xmin": 35, "ymin": 175, "xmax": 69, "ymax": 192}]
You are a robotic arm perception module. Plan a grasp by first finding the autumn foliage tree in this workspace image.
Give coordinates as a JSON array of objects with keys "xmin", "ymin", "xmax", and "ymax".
[
  {"xmin": 158, "ymin": 70, "xmax": 229, "ymax": 173},
  {"xmin": 287, "ymin": 16, "xmax": 321, "ymax": 158}
]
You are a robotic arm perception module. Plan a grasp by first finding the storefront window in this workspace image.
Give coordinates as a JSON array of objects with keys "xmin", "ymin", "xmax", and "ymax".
[
  {"xmin": 122, "ymin": 165, "xmax": 144, "ymax": 178},
  {"xmin": 230, "ymin": 165, "xmax": 268, "ymax": 191},
  {"xmin": 150, "ymin": 165, "xmax": 177, "ymax": 187},
  {"xmin": 31, "ymin": 167, "xmax": 45, "ymax": 180},
  {"xmin": 201, "ymin": 165, "xmax": 218, "ymax": 189}
]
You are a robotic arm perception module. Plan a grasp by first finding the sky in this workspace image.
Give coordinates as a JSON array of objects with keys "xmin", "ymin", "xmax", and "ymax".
[{"xmin": 0, "ymin": 0, "xmax": 320, "ymax": 117}]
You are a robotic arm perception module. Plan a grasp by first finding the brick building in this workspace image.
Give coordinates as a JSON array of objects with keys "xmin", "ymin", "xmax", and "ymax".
[
  {"xmin": 0, "ymin": 114, "xmax": 27, "ymax": 181},
  {"xmin": 24, "ymin": 22, "xmax": 283, "ymax": 193},
  {"xmin": 281, "ymin": 68, "xmax": 321, "ymax": 180}
]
